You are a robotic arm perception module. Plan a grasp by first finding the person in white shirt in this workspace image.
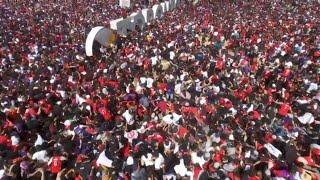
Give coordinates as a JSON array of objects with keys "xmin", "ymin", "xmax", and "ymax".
[
  {"xmin": 154, "ymin": 152, "xmax": 165, "ymax": 179},
  {"xmin": 170, "ymin": 51, "xmax": 175, "ymax": 60},
  {"xmin": 191, "ymin": 152, "xmax": 206, "ymax": 167},
  {"xmin": 140, "ymin": 77, "xmax": 147, "ymax": 87},
  {"xmin": 154, "ymin": 153, "xmax": 164, "ymax": 170},
  {"xmin": 141, "ymin": 153, "xmax": 154, "ymax": 167},
  {"xmin": 174, "ymin": 159, "xmax": 193, "ymax": 178},
  {"xmin": 34, "ymin": 133, "xmax": 45, "ymax": 147},
  {"xmin": 11, "ymin": 135, "xmax": 20, "ymax": 146},
  {"xmin": 162, "ymin": 112, "xmax": 182, "ymax": 125},
  {"xmin": 141, "ymin": 153, "xmax": 155, "ymax": 179},
  {"xmin": 174, "ymin": 81, "xmax": 183, "ymax": 96},
  {"xmin": 32, "ymin": 150, "xmax": 49, "ymax": 163},
  {"xmin": 122, "ymin": 110, "xmax": 134, "ymax": 126},
  {"xmin": 0, "ymin": 169, "xmax": 4, "ymax": 179},
  {"xmin": 96, "ymin": 150, "xmax": 113, "ymax": 168},
  {"xmin": 146, "ymin": 77, "xmax": 154, "ymax": 88},
  {"xmin": 151, "ymin": 56, "xmax": 158, "ymax": 66}
]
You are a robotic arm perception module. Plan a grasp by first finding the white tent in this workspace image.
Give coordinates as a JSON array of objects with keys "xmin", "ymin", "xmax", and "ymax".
[
  {"xmin": 85, "ymin": 0, "xmax": 183, "ymax": 57},
  {"xmin": 161, "ymin": 2, "xmax": 168, "ymax": 13},
  {"xmin": 152, "ymin": 4, "xmax": 163, "ymax": 19},
  {"xmin": 128, "ymin": 12, "xmax": 146, "ymax": 30},
  {"xmin": 193, "ymin": 0, "xmax": 199, "ymax": 5},
  {"xmin": 142, "ymin": 8, "xmax": 154, "ymax": 23},
  {"xmin": 175, "ymin": 0, "xmax": 181, "ymax": 6},
  {"xmin": 110, "ymin": 18, "xmax": 129, "ymax": 36},
  {"xmin": 119, "ymin": 0, "xmax": 131, "ymax": 8},
  {"xmin": 165, "ymin": 1, "xmax": 172, "ymax": 11},
  {"xmin": 170, "ymin": 0, "xmax": 177, "ymax": 9},
  {"xmin": 85, "ymin": 26, "xmax": 116, "ymax": 57}
]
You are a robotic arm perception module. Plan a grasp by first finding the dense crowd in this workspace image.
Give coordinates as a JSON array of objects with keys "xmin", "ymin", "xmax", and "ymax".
[{"xmin": 0, "ymin": 0, "xmax": 320, "ymax": 179}]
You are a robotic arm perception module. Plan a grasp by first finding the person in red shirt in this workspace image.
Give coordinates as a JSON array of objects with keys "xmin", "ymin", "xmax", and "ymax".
[
  {"xmin": 98, "ymin": 106, "xmax": 112, "ymax": 121},
  {"xmin": 48, "ymin": 153, "xmax": 67, "ymax": 177},
  {"xmin": 216, "ymin": 59, "xmax": 224, "ymax": 70},
  {"xmin": 278, "ymin": 103, "xmax": 291, "ymax": 117}
]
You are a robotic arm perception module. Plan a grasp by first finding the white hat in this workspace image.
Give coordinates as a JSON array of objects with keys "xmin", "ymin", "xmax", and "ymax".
[
  {"xmin": 102, "ymin": 88, "xmax": 108, "ymax": 95},
  {"xmin": 229, "ymin": 134, "xmax": 234, "ymax": 141},
  {"xmin": 64, "ymin": 120, "xmax": 71, "ymax": 127},
  {"xmin": 214, "ymin": 162, "xmax": 221, "ymax": 168}
]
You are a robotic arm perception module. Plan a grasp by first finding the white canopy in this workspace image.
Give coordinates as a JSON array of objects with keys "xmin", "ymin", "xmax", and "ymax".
[
  {"xmin": 165, "ymin": 1, "xmax": 172, "ymax": 11},
  {"xmin": 85, "ymin": 0, "xmax": 183, "ymax": 57},
  {"xmin": 85, "ymin": 26, "xmax": 116, "ymax": 56},
  {"xmin": 119, "ymin": 0, "xmax": 131, "ymax": 8},
  {"xmin": 142, "ymin": 8, "xmax": 154, "ymax": 23},
  {"xmin": 110, "ymin": 18, "xmax": 130, "ymax": 36},
  {"xmin": 129, "ymin": 12, "xmax": 146, "ymax": 30},
  {"xmin": 152, "ymin": 4, "xmax": 163, "ymax": 19},
  {"xmin": 175, "ymin": 0, "xmax": 181, "ymax": 6},
  {"xmin": 161, "ymin": 2, "xmax": 168, "ymax": 13}
]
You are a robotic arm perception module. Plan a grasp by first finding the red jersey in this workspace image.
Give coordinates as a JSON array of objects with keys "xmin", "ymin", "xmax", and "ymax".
[
  {"xmin": 50, "ymin": 156, "xmax": 62, "ymax": 174},
  {"xmin": 278, "ymin": 103, "xmax": 291, "ymax": 116},
  {"xmin": 216, "ymin": 60, "xmax": 224, "ymax": 70}
]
